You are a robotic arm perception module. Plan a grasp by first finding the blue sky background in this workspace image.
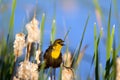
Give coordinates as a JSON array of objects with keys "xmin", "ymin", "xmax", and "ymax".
[{"xmin": 0, "ymin": 0, "xmax": 120, "ymax": 79}]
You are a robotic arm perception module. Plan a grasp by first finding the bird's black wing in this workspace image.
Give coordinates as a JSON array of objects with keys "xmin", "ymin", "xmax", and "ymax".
[{"xmin": 43, "ymin": 45, "xmax": 53, "ymax": 59}]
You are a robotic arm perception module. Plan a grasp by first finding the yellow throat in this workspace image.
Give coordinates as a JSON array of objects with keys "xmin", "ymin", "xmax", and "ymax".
[{"xmin": 51, "ymin": 44, "xmax": 62, "ymax": 59}]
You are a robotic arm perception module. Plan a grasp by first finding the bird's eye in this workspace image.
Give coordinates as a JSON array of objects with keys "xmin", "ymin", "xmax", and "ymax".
[{"xmin": 58, "ymin": 42, "xmax": 61, "ymax": 44}]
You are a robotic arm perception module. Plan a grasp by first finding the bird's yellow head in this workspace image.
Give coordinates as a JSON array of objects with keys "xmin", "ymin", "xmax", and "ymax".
[
  {"xmin": 52, "ymin": 39, "xmax": 64, "ymax": 59},
  {"xmin": 53, "ymin": 39, "xmax": 64, "ymax": 46}
]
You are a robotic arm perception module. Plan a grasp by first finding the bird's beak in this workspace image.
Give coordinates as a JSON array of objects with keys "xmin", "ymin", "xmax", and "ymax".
[{"xmin": 61, "ymin": 41, "xmax": 65, "ymax": 46}]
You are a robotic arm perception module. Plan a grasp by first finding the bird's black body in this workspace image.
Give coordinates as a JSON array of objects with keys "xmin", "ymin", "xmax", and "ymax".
[
  {"xmin": 38, "ymin": 39, "xmax": 64, "ymax": 70},
  {"xmin": 44, "ymin": 45, "xmax": 62, "ymax": 68}
]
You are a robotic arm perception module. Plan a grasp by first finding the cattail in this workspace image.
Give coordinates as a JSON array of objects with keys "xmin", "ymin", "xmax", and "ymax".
[
  {"xmin": 116, "ymin": 57, "xmax": 120, "ymax": 80},
  {"xmin": 26, "ymin": 17, "xmax": 40, "ymax": 43},
  {"xmin": 25, "ymin": 17, "xmax": 40, "ymax": 60},
  {"xmin": 13, "ymin": 33, "xmax": 25, "ymax": 59},
  {"xmin": 35, "ymin": 48, "xmax": 41, "ymax": 64},
  {"xmin": 14, "ymin": 61, "xmax": 38, "ymax": 80},
  {"xmin": 62, "ymin": 52, "xmax": 75, "ymax": 80},
  {"xmin": 62, "ymin": 66, "xmax": 74, "ymax": 80},
  {"xmin": 63, "ymin": 52, "xmax": 72, "ymax": 67}
]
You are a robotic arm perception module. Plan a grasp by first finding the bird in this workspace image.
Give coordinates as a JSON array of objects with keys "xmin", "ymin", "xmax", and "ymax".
[{"xmin": 38, "ymin": 39, "xmax": 64, "ymax": 69}]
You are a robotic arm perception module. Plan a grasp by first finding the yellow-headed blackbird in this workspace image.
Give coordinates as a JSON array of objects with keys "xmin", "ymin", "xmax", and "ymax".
[{"xmin": 43, "ymin": 39, "xmax": 64, "ymax": 69}]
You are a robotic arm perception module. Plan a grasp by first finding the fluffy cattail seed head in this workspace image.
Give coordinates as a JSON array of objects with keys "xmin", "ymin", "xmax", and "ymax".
[
  {"xmin": 13, "ymin": 33, "xmax": 25, "ymax": 57},
  {"xmin": 63, "ymin": 52, "xmax": 72, "ymax": 67},
  {"xmin": 14, "ymin": 61, "xmax": 38, "ymax": 80},
  {"xmin": 62, "ymin": 66, "xmax": 74, "ymax": 80},
  {"xmin": 26, "ymin": 17, "xmax": 40, "ymax": 43}
]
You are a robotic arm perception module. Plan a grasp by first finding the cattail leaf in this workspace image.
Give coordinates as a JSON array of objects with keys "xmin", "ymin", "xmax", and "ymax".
[
  {"xmin": 64, "ymin": 27, "xmax": 71, "ymax": 41},
  {"xmin": 104, "ymin": 4, "xmax": 115, "ymax": 79},
  {"xmin": 45, "ymin": 68, "xmax": 52, "ymax": 80},
  {"xmin": 9, "ymin": 0, "xmax": 16, "ymax": 36},
  {"xmin": 94, "ymin": 23, "xmax": 97, "ymax": 66},
  {"xmin": 39, "ymin": 62, "xmax": 46, "ymax": 80},
  {"xmin": 94, "ymin": 23, "xmax": 101, "ymax": 80},
  {"xmin": 110, "ymin": 25, "xmax": 115, "ymax": 53},
  {"xmin": 112, "ymin": 38, "xmax": 116, "ymax": 79},
  {"xmin": 51, "ymin": 19, "xmax": 56, "ymax": 44},
  {"xmin": 108, "ymin": 26, "xmax": 115, "ymax": 79},
  {"xmin": 59, "ymin": 65, "xmax": 62, "ymax": 80},
  {"xmin": 72, "ymin": 15, "xmax": 89, "ymax": 69},
  {"xmin": 106, "ymin": 3, "xmax": 112, "ymax": 61},
  {"xmin": 76, "ymin": 45, "xmax": 88, "ymax": 69},
  {"xmin": 93, "ymin": 0, "xmax": 103, "ymax": 18},
  {"xmin": 40, "ymin": 13, "xmax": 45, "ymax": 49}
]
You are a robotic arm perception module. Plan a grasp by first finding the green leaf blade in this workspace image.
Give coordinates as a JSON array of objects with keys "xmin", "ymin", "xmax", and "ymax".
[
  {"xmin": 51, "ymin": 19, "xmax": 56, "ymax": 44},
  {"xmin": 40, "ymin": 13, "xmax": 46, "ymax": 49}
]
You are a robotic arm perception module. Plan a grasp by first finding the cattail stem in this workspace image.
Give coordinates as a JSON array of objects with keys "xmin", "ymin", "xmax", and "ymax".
[
  {"xmin": 25, "ymin": 42, "xmax": 32, "ymax": 61},
  {"xmin": 11, "ymin": 56, "xmax": 17, "ymax": 80}
]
